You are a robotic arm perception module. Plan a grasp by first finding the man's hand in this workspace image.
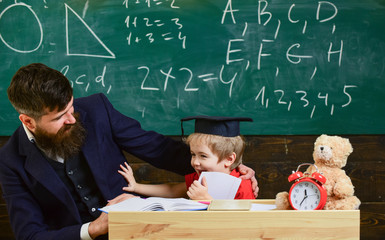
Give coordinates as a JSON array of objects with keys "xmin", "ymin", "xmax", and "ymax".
[
  {"xmin": 238, "ymin": 164, "xmax": 259, "ymax": 198},
  {"xmin": 187, "ymin": 177, "xmax": 212, "ymax": 200},
  {"xmin": 88, "ymin": 193, "xmax": 136, "ymax": 239}
]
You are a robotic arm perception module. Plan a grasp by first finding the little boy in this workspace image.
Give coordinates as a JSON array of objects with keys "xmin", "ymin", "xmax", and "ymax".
[{"xmin": 119, "ymin": 116, "xmax": 255, "ymax": 200}]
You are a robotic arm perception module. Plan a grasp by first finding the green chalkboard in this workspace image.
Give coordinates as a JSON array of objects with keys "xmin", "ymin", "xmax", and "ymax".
[{"xmin": 1, "ymin": 0, "xmax": 384, "ymax": 135}]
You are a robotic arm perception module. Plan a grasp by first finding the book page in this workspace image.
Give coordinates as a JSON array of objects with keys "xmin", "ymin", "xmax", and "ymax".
[{"xmin": 99, "ymin": 197, "xmax": 208, "ymax": 213}]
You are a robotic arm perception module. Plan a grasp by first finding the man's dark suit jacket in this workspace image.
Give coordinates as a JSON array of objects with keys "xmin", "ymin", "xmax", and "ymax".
[{"xmin": 0, "ymin": 93, "xmax": 192, "ymax": 240}]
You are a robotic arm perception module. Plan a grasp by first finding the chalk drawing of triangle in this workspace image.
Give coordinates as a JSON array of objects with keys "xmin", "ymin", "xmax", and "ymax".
[{"xmin": 65, "ymin": 3, "xmax": 115, "ymax": 59}]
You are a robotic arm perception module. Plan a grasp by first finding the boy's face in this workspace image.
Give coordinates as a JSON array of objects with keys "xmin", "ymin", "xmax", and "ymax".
[{"xmin": 189, "ymin": 141, "xmax": 230, "ymax": 176}]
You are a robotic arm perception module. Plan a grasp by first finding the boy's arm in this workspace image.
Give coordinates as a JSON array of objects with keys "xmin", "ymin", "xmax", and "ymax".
[
  {"xmin": 118, "ymin": 162, "xmax": 187, "ymax": 198},
  {"xmin": 134, "ymin": 182, "xmax": 187, "ymax": 198}
]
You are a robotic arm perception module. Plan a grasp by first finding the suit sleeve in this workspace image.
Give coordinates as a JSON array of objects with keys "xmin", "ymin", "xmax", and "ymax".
[{"xmin": 96, "ymin": 93, "xmax": 194, "ymax": 175}]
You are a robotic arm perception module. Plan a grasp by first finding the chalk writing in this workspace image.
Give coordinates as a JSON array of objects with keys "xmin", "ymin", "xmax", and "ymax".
[
  {"xmin": 254, "ymin": 85, "xmax": 356, "ymax": 118},
  {"xmin": 124, "ymin": 16, "xmax": 186, "ymax": 48},
  {"xmin": 0, "ymin": 2, "xmax": 43, "ymax": 53},
  {"xmin": 0, "ymin": 0, "xmax": 351, "ymax": 109},
  {"xmin": 125, "ymin": 0, "xmax": 356, "ymax": 119},
  {"xmin": 0, "ymin": 2, "xmax": 114, "ymax": 58},
  {"xmin": 138, "ymin": 65, "xmax": 239, "ymax": 97},
  {"xmin": 123, "ymin": 0, "xmax": 179, "ymax": 9},
  {"xmin": 65, "ymin": 3, "xmax": 115, "ymax": 58},
  {"xmin": 61, "ymin": 65, "xmax": 112, "ymax": 94},
  {"xmin": 2, "ymin": 0, "xmax": 382, "ymax": 135},
  {"xmin": 216, "ymin": 0, "xmax": 351, "ymax": 117},
  {"xmin": 122, "ymin": 0, "xmax": 185, "ymax": 48}
]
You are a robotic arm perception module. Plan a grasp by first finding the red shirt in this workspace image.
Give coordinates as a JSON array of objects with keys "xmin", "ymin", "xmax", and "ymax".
[{"xmin": 185, "ymin": 169, "xmax": 255, "ymax": 199}]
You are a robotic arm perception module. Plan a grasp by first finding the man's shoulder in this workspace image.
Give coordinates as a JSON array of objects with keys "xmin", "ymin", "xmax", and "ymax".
[
  {"xmin": 74, "ymin": 93, "xmax": 112, "ymax": 113},
  {"xmin": 74, "ymin": 93, "xmax": 107, "ymax": 106},
  {"xmin": 0, "ymin": 127, "xmax": 25, "ymax": 161}
]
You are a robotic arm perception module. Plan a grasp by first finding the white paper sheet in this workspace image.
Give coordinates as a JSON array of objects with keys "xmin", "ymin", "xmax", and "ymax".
[{"xmin": 198, "ymin": 172, "xmax": 241, "ymax": 199}]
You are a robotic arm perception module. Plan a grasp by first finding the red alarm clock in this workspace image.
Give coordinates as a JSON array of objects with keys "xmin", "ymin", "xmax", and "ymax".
[{"xmin": 288, "ymin": 163, "xmax": 327, "ymax": 210}]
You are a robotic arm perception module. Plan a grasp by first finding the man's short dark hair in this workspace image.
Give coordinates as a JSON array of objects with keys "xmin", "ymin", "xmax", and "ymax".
[{"xmin": 7, "ymin": 63, "xmax": 73, "ymax": 119}]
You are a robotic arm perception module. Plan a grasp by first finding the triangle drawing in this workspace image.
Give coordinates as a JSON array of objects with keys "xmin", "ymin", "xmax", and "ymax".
[{"xmin": 65, "ymin": 3, "xmax": 115, "ymax": 59}]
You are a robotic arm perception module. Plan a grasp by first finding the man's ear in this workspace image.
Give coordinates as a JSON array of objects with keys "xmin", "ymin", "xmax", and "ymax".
[
  {"xmin": 224, "ymin": 152, "xmax": 236, "ymax": 168},
  {"xmin": 19, "ymin": 114, "xmax": 37, "ymax": 132}
]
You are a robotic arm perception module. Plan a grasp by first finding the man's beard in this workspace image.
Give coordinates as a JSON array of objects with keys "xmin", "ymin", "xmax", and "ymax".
[{"xmin": 34, "ymin": 112, "xmax": 86, "ymax": 160}]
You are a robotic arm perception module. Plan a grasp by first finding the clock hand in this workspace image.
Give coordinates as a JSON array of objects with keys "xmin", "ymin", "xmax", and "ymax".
[
  {"xmin": 300, "ymin": 189, "xmax": 308, "ymax": 206},
  {"xmin": 307, "ymin": 194, "xmax": 318, "ymax": 197},
  {"xmin": 300, "ymin": 195, "xmax": 308, "ymax": 206}
]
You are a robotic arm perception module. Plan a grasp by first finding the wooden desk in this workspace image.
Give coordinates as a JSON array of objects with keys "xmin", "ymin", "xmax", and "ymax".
[{"xmin": 108, "ymin": 200, "xmax": 359, "ymax": 239}]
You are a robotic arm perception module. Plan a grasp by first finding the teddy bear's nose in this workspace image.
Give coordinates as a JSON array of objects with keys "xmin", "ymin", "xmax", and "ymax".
[{"xmin": 320, "ymin": 147, "xmax": 324, "ymax": 151}]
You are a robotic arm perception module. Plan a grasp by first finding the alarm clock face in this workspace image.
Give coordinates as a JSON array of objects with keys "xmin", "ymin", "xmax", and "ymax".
[{"xmin": 289, "ymin": 180, "xmax": 322, "ymax": 210}]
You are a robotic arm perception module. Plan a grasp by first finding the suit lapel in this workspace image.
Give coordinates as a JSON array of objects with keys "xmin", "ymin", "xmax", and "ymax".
[
  {"xmin": 19, "ymin": 128, "xmax": 80, "ymax": 220},
  {"xmin": 76, "ymin": 108, "xmax": 112, "ymax": 200}
]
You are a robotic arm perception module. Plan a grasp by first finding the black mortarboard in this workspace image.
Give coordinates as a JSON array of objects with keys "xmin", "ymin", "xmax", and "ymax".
[{"xmin": 181, "ymin": 115, "xmax": 253, "ymax": 137}]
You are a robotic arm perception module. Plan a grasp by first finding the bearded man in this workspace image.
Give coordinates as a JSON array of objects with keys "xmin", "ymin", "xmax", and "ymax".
[{"xmin": 0, "ymin": 63, "xmax": 259, "ymax": 240}]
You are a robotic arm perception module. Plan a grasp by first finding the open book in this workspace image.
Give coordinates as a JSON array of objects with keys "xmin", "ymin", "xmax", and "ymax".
[{"xmin": 99, "ymin": 197, "xmax": 208, "ymax": 213}]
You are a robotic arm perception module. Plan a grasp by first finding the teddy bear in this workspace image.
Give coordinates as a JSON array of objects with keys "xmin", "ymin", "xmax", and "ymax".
[{"xmin": 275, "ymin": 134, "xmax": 361, "ymax": 210}]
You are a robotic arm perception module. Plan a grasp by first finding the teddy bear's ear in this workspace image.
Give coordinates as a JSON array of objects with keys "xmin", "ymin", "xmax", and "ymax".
[
  {"xmin": 343, "ymin": 138, "xmax": 353, "ymax": 154},
  {"xmin": 314, "ymin": 134, "xmax": 327, "ymax": 146}
]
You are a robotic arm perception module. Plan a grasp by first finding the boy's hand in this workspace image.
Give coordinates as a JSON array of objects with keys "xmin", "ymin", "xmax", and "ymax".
[
  {"xmin": 238, "ymin": 164, "xmax": 259, "ymax": 198},
  {"xmin": 118, "ymin": 162, "xmax": 137, "ymax": 192},
  {"xmin": 187, "ymin": 177, "xmax": 212, "ymax": 200}
]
